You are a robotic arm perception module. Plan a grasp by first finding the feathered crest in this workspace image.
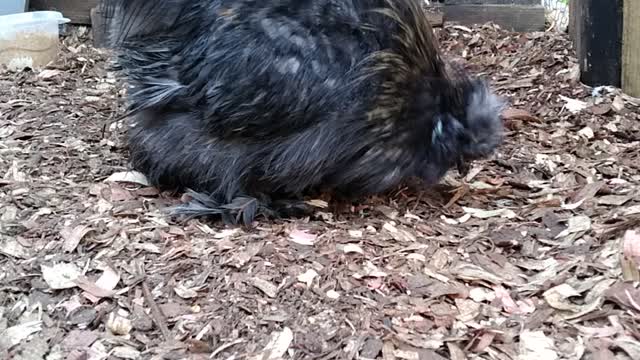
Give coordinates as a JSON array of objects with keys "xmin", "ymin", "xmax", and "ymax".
[
  {"xmin": 370, "ymin": 0, "xmax": 445, "ymax": 77},
  {"xmin": 354, "ymin": 0, "xmax": 466, "ymax": 130}
]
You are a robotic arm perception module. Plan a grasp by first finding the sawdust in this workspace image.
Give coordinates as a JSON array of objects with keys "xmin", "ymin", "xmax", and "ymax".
[{"xmin": 0, "ymin": 31, "xmax": 60, "ymax": 70}]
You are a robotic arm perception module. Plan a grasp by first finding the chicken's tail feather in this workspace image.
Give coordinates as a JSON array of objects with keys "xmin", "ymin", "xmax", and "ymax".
[{"xmin": 99, "ymin": 0, "xmax": 197, "ymax": 47}]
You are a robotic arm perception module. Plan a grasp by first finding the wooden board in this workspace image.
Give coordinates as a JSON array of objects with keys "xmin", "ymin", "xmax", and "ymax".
[
  {"xmin": 425, "ymin": 12, "xmax": 444, "ymax": 28},
  {"xmin": 574, "ymin": 0, "xmax": 623, "ymax": 87},
  {"xmin": 622, "ymin": 0, "xmax": 640, "ymax": 97},
  {"xmin": 438, "ymin": 4, "xmax": 545, "ymax": 32},
  {"xmin": 569, "ymin": 0, "xmax": 583, "ymax": 59},
  {"xmin": 30, "ymin": 0, "xmax": 98, "ymax": 24},
  {"xmin": 439, "ymin": 0, "xmax": 540, "ymax": 4},
  {"xmin": 568, "ymin": 0, "xmax": 577, "ymax": 43}
]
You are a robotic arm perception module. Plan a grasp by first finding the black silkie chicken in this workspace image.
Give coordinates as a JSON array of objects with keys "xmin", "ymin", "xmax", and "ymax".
[{"xmin": 102, "ymin": 0, "xmax": 505, "ymax": 226}]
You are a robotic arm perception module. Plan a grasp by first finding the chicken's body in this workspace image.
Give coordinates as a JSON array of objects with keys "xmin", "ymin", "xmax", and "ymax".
[{"xmin": 103, "ymin": 0, "xmax": 505, "ymax": 225}]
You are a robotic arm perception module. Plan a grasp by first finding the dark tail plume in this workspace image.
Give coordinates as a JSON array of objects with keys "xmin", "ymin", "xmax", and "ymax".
[{"xmin": 98, "ymin": 0, "xmax": 195, "ymax": 47}]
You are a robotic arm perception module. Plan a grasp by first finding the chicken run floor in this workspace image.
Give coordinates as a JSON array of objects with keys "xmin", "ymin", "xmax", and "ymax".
[{"xmin": 1, "ymin": 24, "xmax": 640, "ymax": 360}]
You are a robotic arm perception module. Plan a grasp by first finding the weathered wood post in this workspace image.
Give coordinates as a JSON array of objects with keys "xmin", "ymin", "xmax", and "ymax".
[
  {"xmin": 568, "ymin": 0, "xmax": 577, "ymax": 43},
  {"xmin": 622, "ymin": 0, "xmax": 640, "ymax": 97},
  {"xmin": 90, "ymin": 0, "xmax": 112, "ymax": 49}
]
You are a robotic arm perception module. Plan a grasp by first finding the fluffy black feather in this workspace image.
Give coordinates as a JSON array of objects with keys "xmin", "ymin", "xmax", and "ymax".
[{"xmin": 103, "ymin": 0, "xmax": 506, "ymax": 226}]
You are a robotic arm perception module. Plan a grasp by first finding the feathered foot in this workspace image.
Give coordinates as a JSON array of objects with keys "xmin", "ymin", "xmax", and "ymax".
[{"xmin": 167, "ymin": 190, "xmax": 319, "ymax": 227}]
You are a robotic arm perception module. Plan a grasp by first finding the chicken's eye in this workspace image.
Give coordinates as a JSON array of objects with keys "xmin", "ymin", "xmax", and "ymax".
[{"xmin": 430, "ymin": 116, "xmax": 445, "ymax": 146}]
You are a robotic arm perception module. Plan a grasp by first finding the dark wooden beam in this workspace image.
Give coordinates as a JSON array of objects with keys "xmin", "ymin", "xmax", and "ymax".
[
  {"xmin": 30, "ymin": 0, "xmax": 98, "ymax": 25},
  {"xmin": 575, "ymin": 0, "xmax": 623, "ymax": 87}
]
